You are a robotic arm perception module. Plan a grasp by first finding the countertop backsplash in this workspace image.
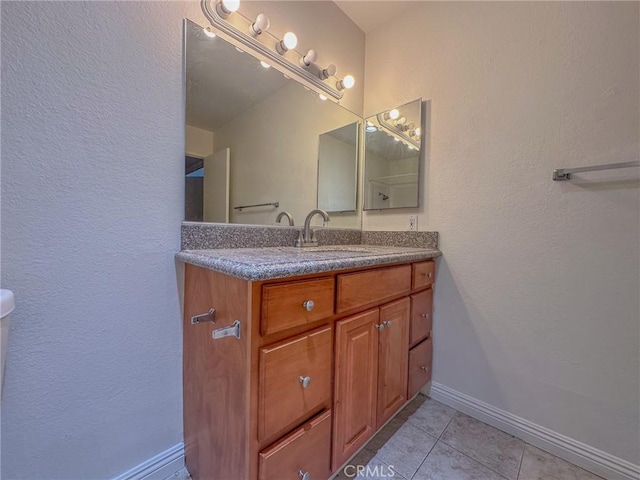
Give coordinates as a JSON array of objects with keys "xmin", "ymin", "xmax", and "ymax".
[{"xmin": 181, "ymin": 222, "xmax": 438, "ymax": 251}]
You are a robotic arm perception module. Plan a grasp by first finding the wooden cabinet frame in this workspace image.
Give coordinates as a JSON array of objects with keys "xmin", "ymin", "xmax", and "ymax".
[{"xmin": 182, "ymin": 259, "xmax": 436, "ymax": 480}]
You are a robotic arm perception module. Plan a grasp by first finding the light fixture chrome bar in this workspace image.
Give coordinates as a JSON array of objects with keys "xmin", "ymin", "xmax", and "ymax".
[
  {"xmin": 376, "ymin": 114, "xmax": 420, "ymax": 149},
  {"xmin": 234, "ymin": 201, "xmax": 279, "ymax": 211},
  {"xmin": 201, "ymin": 0, "xmax": 343, "ymax": 101},
  {"xmin": 552, "ymin": 160, "xmax": 639, "ymax": 181}
]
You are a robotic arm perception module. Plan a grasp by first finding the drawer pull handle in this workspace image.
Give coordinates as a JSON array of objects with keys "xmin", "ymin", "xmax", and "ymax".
[
  {"xmin": 420, "ymin": 366, "xmax": 429, "ymax": 372},
  {"xmin": 421, "ymin": 313, "xmax": 430, "ymax": 319},
  {"xmin": 383, "ymin": 320, "xmax": 392, "ymax": 328},
  {"xmin": 302, "ymin": 300, "xmax": 315, "ymax": 312},
  {"xmin": 375, "ymin": 324, "xmax": 385, "ymax": 331},
  {"xmin": 191, "ymin": 308, "xmax": 216, "ymax": 325},
  {"xmin": 299, "ymin": 376, "xmax": 311, "ymax": 388},
  {"xmin": 298, "ymin": 471, "xmax": 310, "ymax": 480},
  {"xmin": 424, "ymin": 272, "xmax": 433, "ymax": 279}
]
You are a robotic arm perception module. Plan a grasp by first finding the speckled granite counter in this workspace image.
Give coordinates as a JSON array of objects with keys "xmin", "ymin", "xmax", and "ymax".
[{"xmin": 176, "ymin": 245, "xmax": 441, "ymax": 281}]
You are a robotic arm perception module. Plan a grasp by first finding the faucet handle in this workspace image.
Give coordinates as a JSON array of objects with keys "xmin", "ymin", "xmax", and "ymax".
[{"xmin": 295, "ymin": 229, "xmax": 304, "ymax": 247}]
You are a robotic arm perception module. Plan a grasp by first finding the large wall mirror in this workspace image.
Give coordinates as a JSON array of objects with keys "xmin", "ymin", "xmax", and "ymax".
[
  {"xmin": 363, "ymin": 99, "xmax": 422, "ymax": 210},
  {"xmin": 184, "ymin": 19, "xmax": 362, "ymax": 228}
]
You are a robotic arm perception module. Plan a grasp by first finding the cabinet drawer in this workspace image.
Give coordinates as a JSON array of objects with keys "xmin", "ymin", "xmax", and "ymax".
[
  {"xmin": 408, "ymin": 337, "xmax": 432, "ymax": 399},
  {"xmin": 259, "ymin": 410, "xmax": 332, "ymax": 480},
  {"xmin": 337, "ymin": 265, "xmax": 411, "ymax": 313},
  {"xmin": 412, "ymin": 261, "xmax": 435, "ymax": 289},
  {"xmin": 261, "ymin": 278, "xmax": 334, "ymax": 336},
  {"xmin": 410, "ymin": 289, "xmax": 433, "ymax": 347},
  {"xmin": 259, "ymin": 326, "xmax": 332, "ymax": 442}
]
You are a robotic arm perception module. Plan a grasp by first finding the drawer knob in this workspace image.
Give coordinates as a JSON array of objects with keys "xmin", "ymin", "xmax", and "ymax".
[
  {"xmin": 299, "ymin": 376, "xmax": 311, "ymax": 388},
  {"xmin": 383, "ymin": 320, "xmax": 392, "ymax": 328},
  {"xmin": 424, "ymin": 272, "xmax": 432, "ymax": 279},
  {"xmin": 298, "ymin": 471, "xmax": 310, "ymax": 480},
  {"xmin": 421, "ymin": 313, "xmax": 430, "ymax": 319},
  {"xmin": 420, "ymin": 366, "xmax": 429, "ymax": 372},
  {"xmin": 375, "ymin": 323, "xmax": 385, "ymax": 331},
  {"xmin": 302, "ymin": 300, "xmax": 315, "ymax": 311}
]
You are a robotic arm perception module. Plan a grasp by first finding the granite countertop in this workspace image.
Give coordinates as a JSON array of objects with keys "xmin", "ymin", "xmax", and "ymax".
[{"xmin": 176, "ymin": 245, "xmax": 441, "ymax": 281}]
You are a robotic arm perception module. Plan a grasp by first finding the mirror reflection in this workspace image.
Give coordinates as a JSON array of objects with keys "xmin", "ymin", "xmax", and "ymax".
[
  {"xmin": 184, "ymin": 19, "xmax": 362, "ymax": 228},
  {"xmin": 317, "ymin": 122, "xmax": 359, "ymax": 213},
  {"xmin": 363, "ymin": 99, "xmax": 422, "ymax": 210}
]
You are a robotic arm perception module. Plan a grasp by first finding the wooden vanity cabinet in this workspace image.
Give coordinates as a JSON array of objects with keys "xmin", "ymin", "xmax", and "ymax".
[{"xmin": 182, "ymin": 258, "xmax": 436, "ymax": 480}]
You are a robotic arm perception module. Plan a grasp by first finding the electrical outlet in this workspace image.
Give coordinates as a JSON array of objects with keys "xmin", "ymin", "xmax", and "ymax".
[{"xmin": 408, "ymin": 215, "xmax": 418, "ymax": 231}]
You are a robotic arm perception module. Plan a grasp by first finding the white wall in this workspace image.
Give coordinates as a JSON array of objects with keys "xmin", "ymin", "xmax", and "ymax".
[
  {"xmin": 364, "ymin": 1, "xmax": 639, "ymax": 465},
  {"xmin": 185, "ymin": 125, "xmax": 213, "ymax": 159},
  {"xmin": 0, "ymin": 1, "xmax": 364, "ymax": 478}
]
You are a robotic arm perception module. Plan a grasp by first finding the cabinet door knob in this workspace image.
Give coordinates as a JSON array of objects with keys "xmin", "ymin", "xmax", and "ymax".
[
  {"xmin": 421, "ymin": 313, "xmax": 430, "ymax": 319},
  {"xmin": 298, "ymin": 470, "xmax": 310, "ymax": 480},
  {"xmin": 424, "ymin": 272, "xmax": 432, "ymax": 279},
  {"xmin": 383, "ymin": 320, "xmax": 392, "ymax": 328},
  {"xmin": 299, "ymin": 376, "xmax": 311, "ymax": 388},
  {"xmin": 302, "ymin": 300, "xmax": 315, "ymax": 311},
  {"xmin": 375, "ymin": 324, "xmax": 385, "ymax": 331},
  {"xmin": 420, "ymin": 366, "xmax": 429, "ymax": 372}
]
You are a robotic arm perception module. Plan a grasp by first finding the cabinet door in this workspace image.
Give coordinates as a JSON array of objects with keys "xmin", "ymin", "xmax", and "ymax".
[
  {"xmin": 410, "ymin": 288, "xmax": 433, "ymax": 347},
  {"xmin": 408, "ymin": 337, "xmax": 433, "ymax": 399},
  {"xmin": 377, "ymin": 298, "xmax": 410, "ymax": 429},
  {"xmin": 332, "ymin": 309, "xmax": 380, "ymax": 470}
]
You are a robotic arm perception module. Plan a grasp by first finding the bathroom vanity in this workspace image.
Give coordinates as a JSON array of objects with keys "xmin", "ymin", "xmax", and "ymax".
[{"xmin": 178, "ymin": 243, "xmax": 439, "ymax": 480}]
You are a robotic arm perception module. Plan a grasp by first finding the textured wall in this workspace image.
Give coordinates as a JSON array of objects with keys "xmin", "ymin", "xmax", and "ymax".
[
  {"xmin": 0, "ymin": 1, "xmax": 364, "ymax": 478},
  {"xmin": 363, "ymin": 2, "xmax": 639, "ymax": 465}
]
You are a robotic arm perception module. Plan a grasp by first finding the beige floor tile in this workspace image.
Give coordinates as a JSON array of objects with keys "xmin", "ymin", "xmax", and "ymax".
[
  {"xmin": 440, "ymin": 412, "xmax": 525, "ymax": 480},
  {"xmin": 375, "ymin": 421, "xmax": 437, "ymax": 479},
  {"xmin": 414, "ymin": 441, "xmax": 507, "ymax": 480},
  {"xmin": 401, "ymin": 397, "xmax": 457, "ymax": 438},
  {"xmin": 518, "ymin": 445, "xmax": 604, "ymax": 480}
]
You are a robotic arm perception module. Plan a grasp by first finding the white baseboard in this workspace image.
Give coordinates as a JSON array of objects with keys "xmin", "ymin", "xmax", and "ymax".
[
  {"xmin": 113, "ymin": 442, "xmax": 185, "ymax": 480},
  {"xmin": 428, "ymin": 382, "xmax": 640, "ymax": 480}
]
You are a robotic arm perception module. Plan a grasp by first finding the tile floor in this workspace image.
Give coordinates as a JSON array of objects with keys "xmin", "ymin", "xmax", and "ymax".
[{"xmin": 168, "ymin": 394, "xmax": 603, "ymax": 480}]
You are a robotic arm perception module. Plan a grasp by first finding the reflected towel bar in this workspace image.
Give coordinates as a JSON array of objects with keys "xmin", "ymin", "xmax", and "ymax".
[
  {"xmin": 553, "ymin": 161, "xmax": 639, "ymax": 181},
  {"xmin": 234, "ymin": 202, "xmax": 279, "ymax": 211}
]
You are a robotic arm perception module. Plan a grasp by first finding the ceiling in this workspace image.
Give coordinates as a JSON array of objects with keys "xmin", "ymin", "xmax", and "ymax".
[{"xmin": 333, "ymin": 1, "xmax": 417, "ymax": 33}]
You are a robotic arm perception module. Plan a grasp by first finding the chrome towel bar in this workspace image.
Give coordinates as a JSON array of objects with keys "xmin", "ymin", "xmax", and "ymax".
[
  {"xmin": 553, "ymin": 161, "xmax": 639, "ymax": 181},
  {"xmin": 234, "ymin": 202, "xmax": 279, "ymax": 211}
]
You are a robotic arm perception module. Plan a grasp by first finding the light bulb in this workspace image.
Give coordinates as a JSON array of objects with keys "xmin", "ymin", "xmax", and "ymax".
[
  {"xmin": 393, "ymin": 137, "xmax": 400, "ymax": 142},
  {"xmin": 276, "ymin": 32, "xmax": 297, "ymax": 55},
  {"xmin": 260, "ymin": 61, "xmax": 271, "ymax": 69},
  {"xmin": 319, "ymin": 64, "xmax": 336, "ymax": 80},
  {"xmin": 415, "ymin": 127, "xmax": 421, "ymax": 136},
  {"xmin": 300, "ymin": 49, "xmax": 318, "ymax": 67},
  {"xmin": 203, "ymin": 27, "xmax": 216, "ymax": 38},
  {"xmin": 319, "ymin": 94, "xmax": 327, "ymax": 101},
  {"xmin": 250, "ymin": 13, "xmax": 270, "ymax": 35},
  {"xmin": 216, "ymin": 0, "xmax": 240, "ymax": 17},
  {"xmin": 395, "ymin": 117, "xmax": 406, "ymax": 125},
  {"xmin": 222, "ymin": 0, "xmax": 240, "ymax": 12},
  {"xmin": 283, "ymin": 32, "xmax": 297, "ymax": 49},
  {"xmin": 389, "ymin": 109, "xmax": 399, "ymax": 120},
  {"xmin": 336, "ymin": 74, "xmax": 355, "ymax": 91}
]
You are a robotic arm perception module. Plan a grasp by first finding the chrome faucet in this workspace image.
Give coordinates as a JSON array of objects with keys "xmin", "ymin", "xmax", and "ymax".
[
  {"xmin": 296, "ymin": 209, "xmax": 330, "ymax": 247},
  {"xmin": 276, "ymin": 211, "xmax": 294, "ymax": 226}
]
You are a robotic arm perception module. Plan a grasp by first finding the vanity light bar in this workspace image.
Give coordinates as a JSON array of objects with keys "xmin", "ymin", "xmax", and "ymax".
[{"xmin": 200, "ymin": 0, "xmax": 350, "ymax": 101}]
